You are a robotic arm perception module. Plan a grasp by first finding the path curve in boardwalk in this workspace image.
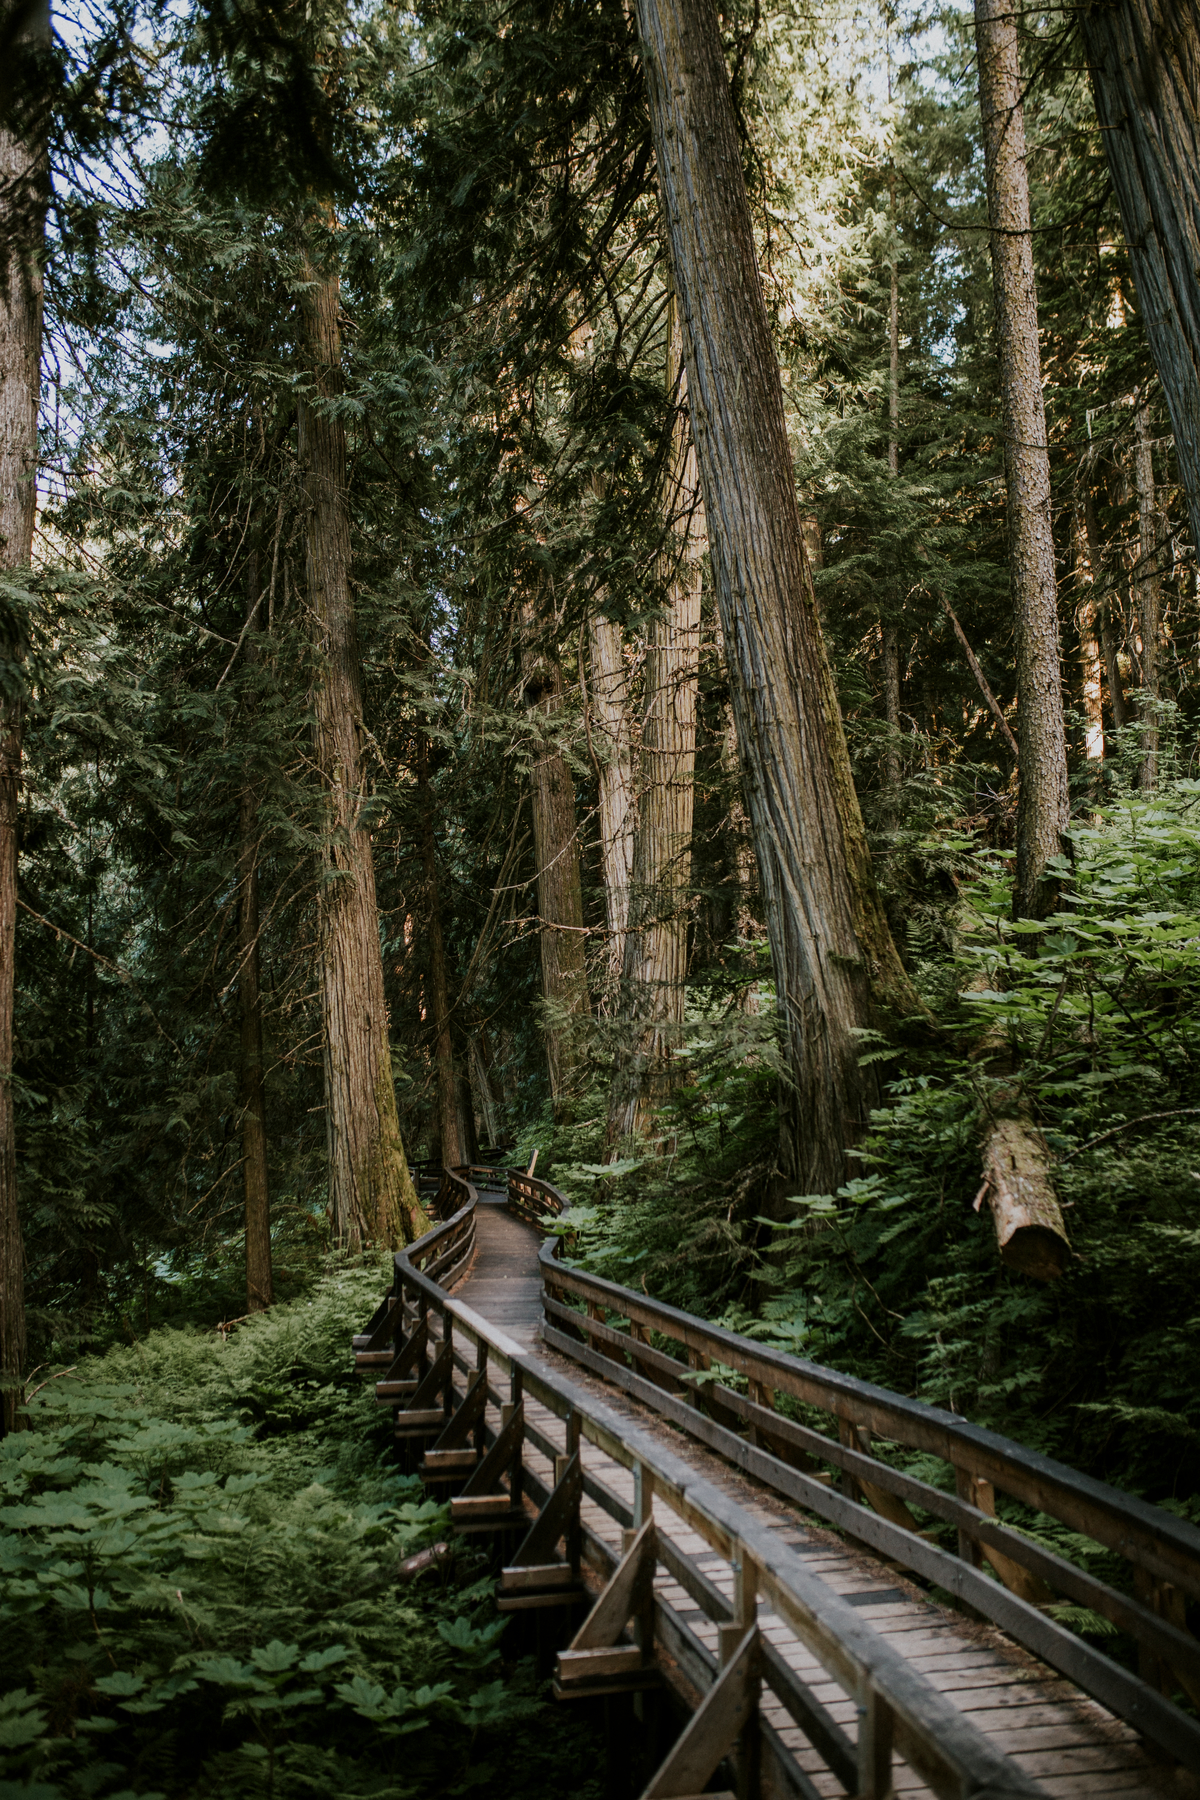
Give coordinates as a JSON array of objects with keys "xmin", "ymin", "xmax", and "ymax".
[{"xmin": 356, "ymin": 1167, "xmax": 1200, "ymax": 1800}]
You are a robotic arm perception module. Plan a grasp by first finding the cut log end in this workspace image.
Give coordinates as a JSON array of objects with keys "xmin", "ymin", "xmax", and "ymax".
[{"xmin": 980, "ymin": 1116, "xmax": 1070, "ymax": 1283}]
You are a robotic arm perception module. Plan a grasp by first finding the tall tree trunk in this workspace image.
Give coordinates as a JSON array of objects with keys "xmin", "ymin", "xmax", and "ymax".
[
  {"xmin": 1071, "ymin": 502, "xmax": 1106, "ymax": 766},
  {"xmin": 238, "ymin": 547, "xmax": 273, "ymax": 1313},
  {"xmin": 522, "ymin": 611, "xmax": 589, "ymax": 1108},
  {"xmin": 0, "ymin": 15, "xmax": 46, "ymax": 1432},
  {"xmin": 633, "ymin": 0, "xmax": 917, "ymax": 1194},
  {"xmin": 883, "ymin": 204, "xmax": 902, "ymax": 821},
  {"xmin": 1133, "ymin": 397, "xmax": 1163, "ymax": 787},
  {"xmin": 417, "ymin": 733, "xmax": 464, "ymax": 1166},
  {"xmin": 1079, "ymin": 0, "xmax": 1200, "ymax": 552},
  {"xmin": 298, "ymin": 232, "xmax": 426, "ymax": 1248},
  {"xmin": 1084, "ymin": 487, "xmax": 1128, "ymax": 733},
  {"xmin": 974, "ymin": 0, "xmax": 1069, "ymax": 919},
  {"xmin": 587, "ymin": 611, "xmax": 634, "ymax": 985},
  {"xmin": 608, "ymin": 293, "xmax": 705, "ymax": 1145}
]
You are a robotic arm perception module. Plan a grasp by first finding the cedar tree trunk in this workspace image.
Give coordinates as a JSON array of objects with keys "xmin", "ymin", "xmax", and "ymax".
[
  {"xmin": 633, "ymin": 0, "xmax": 916, "ymax": 1192},
  {"xmin": 608, "ymin": 293, "xmax": 704, "ymax": 1144},
  {"xmin": 0, "ymin": 25, "xmax": 45, "ymax": 1430},
  {"xmin": 523, "ymin": 611, "xmax": 589, "ymax": 1107},
  {"xmin": 588, "ymin": 610, "xmax": 634, "ymax": 985},
  {"xmin": 238, "ymin": 545, "xmax": 273, "ymax": 1311},
  {"xmin": 975, "ymin": 0, "xmax": 1069, "ymax": 919},
  {"xmin": 417, "ymin": 733, "xmax": 464, "ymax": 1166},
  {"xmin": 1080, "ymin": 0, "xmax": 1200, "ymax": 551},
  {"xmin": 1084, "ymin": 486, "xmax": 1128, "ymax": 733},
  {"xmin": 298, "ymin": 236, "xmax": 425, "ymax": 1248},
  {"xmin": 1071, "ymin": 502, "xmax": 1105, "ymax": 765},
  {"xmin": 1133, "ymin": 397, "xmax": 1162, "ymax": 786}
]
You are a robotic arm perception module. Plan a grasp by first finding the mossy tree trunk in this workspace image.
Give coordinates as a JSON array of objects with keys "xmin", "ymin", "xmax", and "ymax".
[
  {"xmin": 632, "ymin": 0, "xmax": 917, "ymax": 1193},
  {"xmin": 522, "ymin": 607, "xmax": 589, "ymax": 1109},
  {"xmin": 609, "ymin": 295, "xmax": 704, "ymax": 1144},
  {"xmin": 238, "ymin": 545, "xmax": 273, "ymax": 1312},
  {"xmin": 0, "ymin": 15, "xmax": 46, "ymax": 1430},
  {"xmin": 1080, "ymin": 0, "xmax": 1200, "ymax": 552},
  {"xmin": 298, "ymin": 229, "xmax": 426, "ymax": 1248},
  {"xmin": 974, "ymin": 0, "xmax": 1069, "ymax": 920}
]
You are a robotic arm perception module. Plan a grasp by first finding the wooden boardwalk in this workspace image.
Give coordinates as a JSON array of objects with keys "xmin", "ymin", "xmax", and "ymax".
[{"xmin": 455, "ymin": 1202, "xmax": 1185, "ymax": 1799}]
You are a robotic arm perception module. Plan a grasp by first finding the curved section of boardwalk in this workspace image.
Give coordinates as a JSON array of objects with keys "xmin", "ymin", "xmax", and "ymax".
[
  {"xmin": 456, "ymin": 1204, "xmax": 1180, "ymax": 1798},
  {"xmin": 357, "ymin": 1170, "xmax": 1200, "ymax": 1800}
]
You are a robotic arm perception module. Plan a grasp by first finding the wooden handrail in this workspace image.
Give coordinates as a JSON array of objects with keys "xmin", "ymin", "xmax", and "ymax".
[
  {"xmin": 528, "ymin": 1177, "xmax": 1200, "ymax": 1773},
  {"xmin": 383, "ymin": 1177, "xmax": 1048, "ymax": 1800}
]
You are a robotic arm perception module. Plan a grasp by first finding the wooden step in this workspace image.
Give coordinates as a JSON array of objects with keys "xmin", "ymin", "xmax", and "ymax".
[
  {"xmin": 355, "ymin": 1351, "xmax": 395, "ymax": 1369},
  {"xmin": 558, "ymin": 1645, "xmax": 644, "ymax": 1684},
  {"xmin": 452, "ymin": 1492, "xmax": 517, "ymax": 1520},
  {"xmin": 393, "ymin": 1409, "xmax": 446, "ymax": 1436},
  {"xmin": 375, "ymin": 1380, "xmax": 418, "ymax": 1403},
  {"xmin": 418, "ymin": 1449, "xmax": 479, "ymax": 1479},
  {"xmin": 500, "ymin": 1563, "xmax": 578, "ymax": 1591},
  {"xmin": 497, "ymin": 1584, "xmax": 588, "ymax": 1613}
]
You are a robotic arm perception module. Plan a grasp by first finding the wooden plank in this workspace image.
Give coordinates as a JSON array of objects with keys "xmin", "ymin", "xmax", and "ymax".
[
  {"xmin": 538, "ymin": 1246, "xmax": 1200, "ymax": 1602},
  {"xmin": 569, "ymin": 1520, "xmax": 657, "ymax": 1651},
  {"xmin": 500, "ymin": 1563, "xmax": 578, "ymax": 1590},
  {"xmin": 539, "ymin": 1324, "xmax": 1200, "ymax": 1775},
  {"xmin": 558, "ymin": 1645, "xmax": 645, "ymax": 1682},
  {"xmin": 642, "ymin": 1625, "xmax": 760, "ymax": 1799},
  {"xmin": 420, "ymin": 1448, "xmax": 478, "ymax": 1471}
]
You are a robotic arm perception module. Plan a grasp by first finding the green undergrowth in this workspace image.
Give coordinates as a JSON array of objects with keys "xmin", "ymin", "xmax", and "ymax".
[
  {"xmin": 0, "ymin": 1263, "xmax": 603, "ymax": 1800},
  {"xmin": 542, "ymin": 782, "xmax": 1200, "ymax": 1519}
]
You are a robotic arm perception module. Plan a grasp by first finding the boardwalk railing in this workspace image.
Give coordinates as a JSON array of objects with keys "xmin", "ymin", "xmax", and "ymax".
[
  {"xmin": 354, "ymin": 1168, "xmax": 1050, "ymax": 1800},
  {"xmin": 516, "ymin": 1169, "xmax": 1200, "ymax": 1776}
]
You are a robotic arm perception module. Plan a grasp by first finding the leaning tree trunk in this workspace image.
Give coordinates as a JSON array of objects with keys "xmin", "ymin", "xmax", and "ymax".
[
  {"xmin": 238, "ymin": 545, "xmax": 273, "ymax": 1313},
  {"xmin": 975, "ymin": 0, "xmax": 1069, "ymax": 920},
  {"xmin": 522, "ymin": 609, "xmax": 589, "ymax": 1109},
  {"xmin": 299, "ymin": 232, "xmax": 425, "ymax": 1249},
  {"xmin": 608, "ymin": 293, "xmax": 704, "ymax": 1145},
  {"xmin": 0, "ymin": 20, "xmax": 46, "ymax": 1431},
  {"xmin": 1079, "ymin": 0, "xmax": 1200, "ymax": 553},
  {"xmin": 1133, "ymin": 397, "xmax": 1163, "ymax": 787},
  {"xmin": 587, "ymin": 610, "xmax": 635, "ymax": 987},
  {"xmin": 633, "ymin": 0, "xmax": 917, "ymax": 1193}
]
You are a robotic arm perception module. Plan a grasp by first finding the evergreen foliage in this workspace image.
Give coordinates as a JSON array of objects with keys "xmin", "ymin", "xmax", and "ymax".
[{"xmin": 0, "ymin": 1267, "xmax": 601, "ymax": 1800}]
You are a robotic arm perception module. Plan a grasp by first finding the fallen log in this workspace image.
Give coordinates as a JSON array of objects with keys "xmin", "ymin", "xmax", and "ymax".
[{"xmin": 976, "ymin": 1115, "xmax": 1070, "ymax": 1282}]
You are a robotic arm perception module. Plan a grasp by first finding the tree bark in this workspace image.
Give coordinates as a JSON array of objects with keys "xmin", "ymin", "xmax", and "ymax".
[
  {"xmin": 0, "ymin": 15, "xmax": 45, "ymax": 1431},
  {"xmin": 1133, "ymin": 397, "xmax": 1163, "ymax": 786},
  {"xmin": 1079, "ymin": 0, "xmax": 1200, "ymax": 552},
  {"xmin": 298, "ymin": 232, "xmax": 426, "ymax": 1248},
  {"xmin": 974, "ymin": 0, "xmax": 1069, "ymax": 919},
  {"xmin": 1084, "ymin": 486, "xmax": 1128, "ymax": 732},
  {"xmin": 608, "ymin": 292, "xmax": 704, "ymax": 1144},
  {"xmin": 587, "ymin": 610, "xmax": 634, "ymax": 985},
  {"xmin": 1071, "ymin": 501, "xmax": 1106, "ymax": 766},
  {"xmin": 883, "ymin": 219, "xmax": 902, "ymax": 821},
  {"xmin": 417, "ymin": 733, "xmax": 464, "ymax": 1167},
  {"xmin": 238, "ymin": 548, "xmax": 273, "ymax": 1313},
  {"xmin": 522, "ymin": 610, "xmax": 589, "ymax": 1108},
  {"xmin": 633, "ymin": 0, "xmax": 917, "ymax": 1194}
]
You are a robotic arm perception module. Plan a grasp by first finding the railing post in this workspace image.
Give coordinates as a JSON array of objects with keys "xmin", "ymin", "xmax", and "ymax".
[
  {"xmin": 718, "ymin": 1548, "xmax": 760, "ymax": 1800},
  {"xmin": 839, "ymin": 1417, "xmax": 869, "ymax": 1504},
  {"xmin": 506, "ymin": 1362, "xmax": 524, "ymax": 1511},
  {"xmin": 856, "ymin": 1681, "xmax": 894, "ymax": 1800},
  {"xmin": 561, "ymin": 1409, "xmax": 583, "ymax": 1577},
  {"xmin": 955, "ymin": 1466, "xmax": 989, "ymax": 1567}
]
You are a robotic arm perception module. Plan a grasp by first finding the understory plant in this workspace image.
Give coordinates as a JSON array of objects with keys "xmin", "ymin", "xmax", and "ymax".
[{"xmin": 0, "ymin": 1264, "xmax": 602, "ymax": 1800}]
